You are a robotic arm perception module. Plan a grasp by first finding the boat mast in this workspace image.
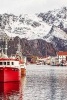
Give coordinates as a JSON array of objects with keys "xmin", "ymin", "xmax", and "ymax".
[
  {"xmin": 1, "ymin": 45, "xmax": 4, "ymax": 56},
  {"xmin": 0, "ymin": 37, "xmax": 8, "ymax": 56},
  {"xmin": 5, "ymin": 39, "xmax": 8, "ymax": 55},
  {"xmin": 16, "ymin": 38, "xmax": 22, "ymax": 57}
]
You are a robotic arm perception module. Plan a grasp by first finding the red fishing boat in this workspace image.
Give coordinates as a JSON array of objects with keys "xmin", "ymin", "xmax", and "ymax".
[
  {"xmin": 0, "ymin": 38, "xmax": 26, "ymax": 82},
  {"xmin": 0, "ymin": 55, "xmax": 21, "ymax": 82}
]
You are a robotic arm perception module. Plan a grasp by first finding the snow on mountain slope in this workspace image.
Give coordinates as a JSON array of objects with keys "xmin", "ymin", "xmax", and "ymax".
[
  {"xmin": 38, "ymin": 7, "xmax": 67, "ymax": 27},
  {"xmin": 44, "ymin": 26, "xmax": 67, "ymax": 42},
  {"xmin": 1, "ymin": 14, "xmax": 51, "ymax": 40},
  {"xmin": 52, "ymin": 27, "xmax": 67, "ymax": 40},
  {"xmin": 0, "ymin": 7, "xmax": 67, "ymax": 45}
]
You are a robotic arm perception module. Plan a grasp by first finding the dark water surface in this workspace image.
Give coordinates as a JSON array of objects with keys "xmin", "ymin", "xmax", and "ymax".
[{"xmin": 0, "ymin": 65, "xmax": 67, "ymax": 100}]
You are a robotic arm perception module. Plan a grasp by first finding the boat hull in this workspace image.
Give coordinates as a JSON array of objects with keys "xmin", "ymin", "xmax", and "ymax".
[
  {"xmin": 21, "ymin": 68, "xmax": 26, "ymax": 76},
  {"xmin": 0, "ymin": 67, "xmax": 21, "ymax": 82},
  {"xmin": 0, "ymin": 82, "xmax": 20, "ymax": 94}
]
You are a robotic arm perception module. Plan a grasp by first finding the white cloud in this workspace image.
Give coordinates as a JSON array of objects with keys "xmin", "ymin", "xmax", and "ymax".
[{"xmin": 0, "ymin": 0, "xmax": 67, "ymax": 15}]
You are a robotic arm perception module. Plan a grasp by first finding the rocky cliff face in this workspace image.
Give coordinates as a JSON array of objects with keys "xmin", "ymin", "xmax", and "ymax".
[{"xmin": 7, "ymin": 37, "xmax": 56, "ymax": 57}]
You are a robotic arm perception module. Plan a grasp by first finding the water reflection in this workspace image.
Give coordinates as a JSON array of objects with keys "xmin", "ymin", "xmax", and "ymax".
[
  {"xmin": 25, "ymin": 65, "xmax": 67, "ymax": 100},
  {"xmin": 49, "ymin": 70, "xmax": 67, "ymax": 100},
  {"xmin": 0, "ymin": 65, "xmax": 67, "ymax": 100},
  {"xmin": 20, "ymin": 76, "xmax": 26, "ymax": 100},
  {"xmin": 0, "ymin": 76, "xmax": 26, "ymax": 100}
]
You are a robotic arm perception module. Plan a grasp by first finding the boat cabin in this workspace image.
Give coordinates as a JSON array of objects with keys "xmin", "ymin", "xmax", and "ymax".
[{"xmin": 0, "ymin": 58, "xmax": 20, "ymax": 68}]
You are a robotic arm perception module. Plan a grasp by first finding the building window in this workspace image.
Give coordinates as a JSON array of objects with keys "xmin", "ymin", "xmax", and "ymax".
[
  {"xmin": 12, "ymin": 62, "xmax": 14, "ymax": 65},
  {"xmin": 0, "ymin": 62, "xmax": 2, "ymax": 65},
  {"xmin": 7, "ymin": 62, "xmax": 10, "ymax": 65},
  {"xmin": 4, "ymin": 62, "xmax": 6, "ymax": 65}
]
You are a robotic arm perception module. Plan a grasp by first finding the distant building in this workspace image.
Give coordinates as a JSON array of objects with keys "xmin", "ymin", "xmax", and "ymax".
[
  {"xmin": 50, "ymin": 56, "xmax": 59, "ymax": 66},
  {"xmin": 36, "ymin": 56, "xmax": 51, "ymax": 65},
  {"xmin": 57, "ymin": 51, "xmax": 67, "ymax": 64}
]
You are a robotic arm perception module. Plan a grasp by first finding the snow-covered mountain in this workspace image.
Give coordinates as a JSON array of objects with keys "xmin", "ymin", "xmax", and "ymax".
[
  {"xmin": 38, "ymin": 7, "xmax": 67, "ymax": 51},
  {"xmin": 0, "ymin": 7, "xmax": 67, "ymax": 40},
  {"xmin": 0, "ymin": 13, "xmax": 52, "ymax": 40},
  {"xmin": 38, "ymin": 7, "xmax": 67, "ymax": 28},
  {"xmin": 0, "ymin": 7, "xmax": 67, "ymax": 56}
]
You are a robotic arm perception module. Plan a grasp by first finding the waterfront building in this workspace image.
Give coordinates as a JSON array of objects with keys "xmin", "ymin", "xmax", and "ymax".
[{"xmin": 57, "ymin": 51, "xmax": 67, "ymax": 65}]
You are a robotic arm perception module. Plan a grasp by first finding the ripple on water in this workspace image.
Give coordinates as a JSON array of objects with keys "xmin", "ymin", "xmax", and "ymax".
[{"xmin": 24, "ymin": 65, "xmax": 67, "ymax": 100}]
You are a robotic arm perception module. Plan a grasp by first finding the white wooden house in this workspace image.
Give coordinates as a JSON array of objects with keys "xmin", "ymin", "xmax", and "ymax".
[{"xmin": 57, "ymin": 51, "xmax": 67, "ymax": 64}]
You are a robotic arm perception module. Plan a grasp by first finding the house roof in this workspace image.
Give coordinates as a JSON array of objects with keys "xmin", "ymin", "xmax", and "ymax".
[{"xmin": 57, "ymin": 51, "xmax": 67, "ymax": 56}]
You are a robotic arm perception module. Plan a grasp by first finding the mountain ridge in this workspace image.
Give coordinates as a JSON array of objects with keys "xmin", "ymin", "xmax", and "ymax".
[{"xmin": 0, "ymin": 7, "xmax": 67, "ymax": 56}]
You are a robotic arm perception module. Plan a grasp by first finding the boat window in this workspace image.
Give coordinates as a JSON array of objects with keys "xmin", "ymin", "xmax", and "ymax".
[
  {"xmin": 0, "ymin": 62, "xmax": 2, "ymax": 65},
  {"xmin": 4, "ymin": 62, "xmax": 6, "ymax": 65},
  {"xmin": 12, "ymin": 62, "xmax": 14, "ymax": 65},
  {"xmin": 7, "ymin": 62, "xmax": 10, "ymax": 65}
]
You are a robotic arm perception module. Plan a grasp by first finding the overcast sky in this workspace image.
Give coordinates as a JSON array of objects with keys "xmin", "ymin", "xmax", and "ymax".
[{"xmin": 0, "ymin": 0, "xmax": 67, "ymax": 15}]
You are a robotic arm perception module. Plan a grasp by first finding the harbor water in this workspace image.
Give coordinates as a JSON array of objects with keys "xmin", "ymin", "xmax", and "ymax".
[{"xmin": 0, "ymin": 65, "xmax": 67, "ymax": 100}]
